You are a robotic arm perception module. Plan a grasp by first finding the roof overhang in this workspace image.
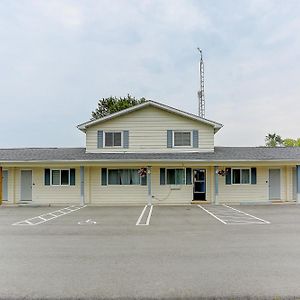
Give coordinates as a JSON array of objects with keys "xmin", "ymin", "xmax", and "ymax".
[{"xmin": 77, "ymin": 100, "xmax": 223, "ymax": 133}]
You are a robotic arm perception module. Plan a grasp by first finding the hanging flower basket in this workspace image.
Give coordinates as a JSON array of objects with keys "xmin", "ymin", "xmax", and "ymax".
[
  {"xmin": 138, "ymin": 168, "xmax": 147, "ymax": 177},
  {"xmin": 217, "ymin": 168, "xmax": 230, "ymax": 176}
]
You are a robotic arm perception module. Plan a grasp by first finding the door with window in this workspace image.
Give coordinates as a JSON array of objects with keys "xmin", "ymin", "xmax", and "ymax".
[
  {"xmin": 193, "ymin": 169, "xmax": 206, "ymax": 200},
  {"xmin": 21, "ymin": 170, "xmax": 32, "ymax": 201}
]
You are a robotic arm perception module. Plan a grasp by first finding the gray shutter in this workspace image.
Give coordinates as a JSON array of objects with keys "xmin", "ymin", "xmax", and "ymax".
[
  {"xmin": 123, "ymin": 130, "xmax": 129, "ymax": 148},
  {"xmin": 160, "ymin": 168, "xmax": 166, "ymax": 185},
  {"xmin": 225, "ymin": 168, "xmax": 231, "ymax": 185},
  {"xmin": 97, "ymin": 130, "xmax": 103, "ymax": 148},
  {"xmin": 44, "ymin": 169, "xmax": 50, "ymax": 186},
  {"xmin": 167, "ymin": 130, "xmax": 173, "ymax": 148},
  {"xmin": 101, "ymin": 168, "xmax": 107, "ymax": 186},
  {"xmin": 193, "ymin": 130, "xmax": 199, "ymax": 148},
  {"xmin": 70, "ymin": 169, "xmax": 76, "ymax": 185},
  {"xmin": 186, "ymin": 168, "xmax": 192, "ymax": 185},
  {"xmin": 251, "ymin": 168, "xmax": 257, "ymax": 184}
]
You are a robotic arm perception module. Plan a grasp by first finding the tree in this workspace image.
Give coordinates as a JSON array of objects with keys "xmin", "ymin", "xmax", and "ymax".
[
  {"xmin": 91, "ymin": 94, "xmax": 146, "ymax": 120},
  {"xmin": 265, "ymin": 133, "xmax": 283, "ymax": 147},
  {"xmin": 283, "ymin": 138, "xmax": 300, "ymax": 147}
]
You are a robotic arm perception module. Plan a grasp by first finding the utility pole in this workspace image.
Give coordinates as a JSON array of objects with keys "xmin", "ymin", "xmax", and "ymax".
[{"xmin": 197, "ymin": 48, "xmax": 205, "ymax": 118}]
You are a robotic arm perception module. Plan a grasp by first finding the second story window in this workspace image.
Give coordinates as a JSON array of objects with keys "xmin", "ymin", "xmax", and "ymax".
[
  {"xmin": 105, "ymin": 131, "xmax": 122, "ymax": 147},
  {"xmin": 173, "ymin": 131, "xmax": 192, "ymax": 147}
]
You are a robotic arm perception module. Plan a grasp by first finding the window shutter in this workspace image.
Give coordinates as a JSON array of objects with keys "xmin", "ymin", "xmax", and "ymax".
[
  {"xmin": 160, "ymin": 168, "xmax": 166, "ymax": 185},
  {"xmin": 97, "ymin": 130, "xmax": 103, "ymax": 148},
  {"xmin": 70, "ymin": 169, "xmax": 76, "ymax": 185},
  {"xmin": 193, "ymin": 130, "xmax": 199, "ymax": 148},
  {"xmin": 251, "ymin": 168, "xmax": 257, "ymax": 184},
  {"xmin": 141, "ymin": 172, "xmax": 147, "ymax": 186},
  {"xmin": 225, "ymin": 168, "xmax": 232, "ymax": 185},
  {"xmin": 167, "ymin": 130, "xmax": 173, "ymax": 148},
  {"xmin": 186, "ymin": 168, "xmax": 192, "ymax": 185},
  {"xmin": 101, "ymin": 168, "xmax": 107, "ymax": 185},
  {"xmin": 123, "ymin": 130, "xmax": 129, "ymax": 148},
  {"xmin": 44, "ymin": 169, "xmax": 50, "ymax": 186}
]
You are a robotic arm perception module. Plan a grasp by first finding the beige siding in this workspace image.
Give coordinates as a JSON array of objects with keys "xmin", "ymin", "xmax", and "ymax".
[
  {"xmin": 11, "ymin": 167, "xmax": 81, "ymax": 205},
  {"xmin": 1, "ymin": 163, "xmax": 297, "ymax": 206},
  {"xmin": 217, "ymin": 166, "xmax": 293, "ymax": 204},
  {"xmin": 86, "ymin": 106, "xmax": 215, "ymax": 153},
  {"xmin": 90, "ymin": 166, "xmax": 148, "ymax": 205},
  {"xmin": 89, "ymin": 166, "xmax": 212, "ymax": 205},
  {"xmin": 32, "ymin": 168, "xmax": 80, "ymax": 204}
]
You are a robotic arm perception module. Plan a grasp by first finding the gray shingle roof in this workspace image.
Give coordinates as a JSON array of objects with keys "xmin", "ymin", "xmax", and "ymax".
[{"xmin": 0, "ymin": 147, "xmax": 300, "ymax": 163}]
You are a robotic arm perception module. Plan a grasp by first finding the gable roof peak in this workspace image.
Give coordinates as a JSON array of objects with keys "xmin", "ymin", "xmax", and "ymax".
[{"xmin": 77, "ymin": 99, "xmax": 223, "ymax": 132}]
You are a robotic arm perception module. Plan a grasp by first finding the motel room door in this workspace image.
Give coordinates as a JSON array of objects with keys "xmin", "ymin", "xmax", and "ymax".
[
  {"xmin": 193, "ymin": 169, "xmax": 206, "ymax": 201},
  {"xmin": 2, "ymin": 170, "xmax": 8, "ymax": 201},
  {"xmin": 21, "ymin": 170, "xmax": 32, "ymax": 201},
  {"xmin": 269, "ymin": 169, "xmax": 281, "ymax": 200}
]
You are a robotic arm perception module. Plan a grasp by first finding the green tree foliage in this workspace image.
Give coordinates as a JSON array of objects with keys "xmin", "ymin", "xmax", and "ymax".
[
  {"xmin": 265, "ymin": 133, "xmax": 283, "ymax": 147},
  {"xmin": 265, "ymin": 133, "xmax": 300, "ymax": 147},
  {"xmin": 91, "ymin": 94, "xmax": 146, "ymax": 120},
  {"xmin": 283, "ymin": 138, "xmax": 300, "ymax": 147}
]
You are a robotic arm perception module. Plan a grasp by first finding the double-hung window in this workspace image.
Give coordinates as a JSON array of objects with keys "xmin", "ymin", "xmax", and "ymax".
[
  {"xmin": 232, "ymin": 168, "xmax": 251, "ymax": 185},
  {"xmin": 104, "ymin": 132, "xmax": 122, "ymax": 147},
  {"xmin": 44, "ymin": 169, "xmax": 76, "ymax": 186},
  {"xmin": 51, "ymin": 170, "xmax": 70, "ymax": 186},
  {"xmin": 173, "ymin": 131, "xmax": 192, "ymax": 147}
]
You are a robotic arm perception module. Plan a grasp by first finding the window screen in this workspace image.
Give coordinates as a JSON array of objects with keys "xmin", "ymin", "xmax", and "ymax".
[
  {"xmin": 105, "ymin": 132, "xmax": 122, "ymax": 147},
  {"xmin": 174, "ymin": 132, "xmax": 191, "ymax": 146}
]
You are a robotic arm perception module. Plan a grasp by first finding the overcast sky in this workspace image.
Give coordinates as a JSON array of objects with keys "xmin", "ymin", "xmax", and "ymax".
[{"xmin": 0, "ymin": 0, "xmax": 299, "ymax": 148}]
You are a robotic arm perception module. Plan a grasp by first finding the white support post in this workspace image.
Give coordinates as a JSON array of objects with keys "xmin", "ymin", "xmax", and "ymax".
[
  {"xmin": 80, "ymin": 166, "xmax": 85, "ymax": 206},
  {"xmin": 214, "ymin": 166, "xmax": 219, "ymax": 205},
  {"xmin": 297, "ymin": 165, "xmax": 300, "ymax": 203},
  {"xmin": 147, "ymin": 166, "xmax": 152, "ymax": 206}
]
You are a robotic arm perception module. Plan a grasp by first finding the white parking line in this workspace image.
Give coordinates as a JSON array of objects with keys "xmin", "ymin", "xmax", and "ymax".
[
  {"xmin": 198, "ymin": 204, "xmax": 270, "ymax": 225},
  {"xmin": 12, "ymin": 205, "xmax": 87, "ymax": 226},
  {"xmin": 198, "ymin": 205, "xmax": 227, "ymax": 224},
  {"xmin": 223, "ymin": 204, "xmax": 270, "ymax": 224},
  {"xmin": 136, "ymin": 205, "xmax": 153, "ymax": 226}
]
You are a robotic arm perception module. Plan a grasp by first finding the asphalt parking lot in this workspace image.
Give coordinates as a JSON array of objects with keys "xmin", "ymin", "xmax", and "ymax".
[{"xmin": 1, "ymin": 204, "xmax": 300, "ymax": 299}]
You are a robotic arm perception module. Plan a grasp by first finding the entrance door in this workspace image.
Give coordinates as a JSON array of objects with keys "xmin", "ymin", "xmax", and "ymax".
[
  {"xmin": 293, "ymin": 167, "xmax": 297, "ymax": 200},
  {"xmin": 2, "ymin": 170, "xmax": 8, "ymax": 201},
  {"xmin": 21, "ymin": 170, "xmax": 32, "ymax": 201},
  {"xmin": 193, "ymin": 169, "xmax": 206, "ymax": 201},
  {"xmin": 269, "ymin": 169, "xmax": 281, "ymax": 200}
]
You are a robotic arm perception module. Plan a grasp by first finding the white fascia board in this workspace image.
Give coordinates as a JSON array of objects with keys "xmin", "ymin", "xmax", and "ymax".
[
  {"xmin": 1, "ymin": 159, "xmax": 300, "ymax": 164},
  {"xmin": 77, "ymin": 100, "xmax": 223, "ymax": 132}
]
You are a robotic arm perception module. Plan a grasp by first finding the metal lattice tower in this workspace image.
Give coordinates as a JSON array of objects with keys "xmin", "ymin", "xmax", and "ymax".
[{"xmin": 197, "ymin": 48, "xmax": 205, "ymax": 118}]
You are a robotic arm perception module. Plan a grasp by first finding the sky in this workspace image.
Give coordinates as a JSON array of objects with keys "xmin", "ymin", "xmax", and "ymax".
[{"xmin": 0, "ymin": 0, "xmax": 299, "ymax": 148}]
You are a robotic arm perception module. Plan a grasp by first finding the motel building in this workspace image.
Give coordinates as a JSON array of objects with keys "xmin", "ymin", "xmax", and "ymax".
[{"xmin": 0, "ymin": 100, "xmax": 300, "ymax": 206}]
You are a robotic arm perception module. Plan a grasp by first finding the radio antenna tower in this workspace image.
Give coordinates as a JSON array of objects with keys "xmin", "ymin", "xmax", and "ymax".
[{"xmin": 197, "ymin": 48, "xmax": 205, "ymax": 118}]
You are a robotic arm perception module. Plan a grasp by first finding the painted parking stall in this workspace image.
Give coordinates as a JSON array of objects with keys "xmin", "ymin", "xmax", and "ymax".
[
  {"xmin": 12, "ymin": 205, "xmax": 86, "ymax": 226},
  {"xmin": 198, "ymin": 204, "xmax": 270, "ymax": 225},
  {"xmin": 136, "ymin": 205, "xmax": 153, "ymax": 226}
]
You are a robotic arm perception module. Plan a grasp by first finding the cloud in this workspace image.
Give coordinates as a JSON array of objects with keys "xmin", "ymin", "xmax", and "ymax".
[{"xmin": 0, "ymin": 0, "xmax": 299, "ymax": 147}]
